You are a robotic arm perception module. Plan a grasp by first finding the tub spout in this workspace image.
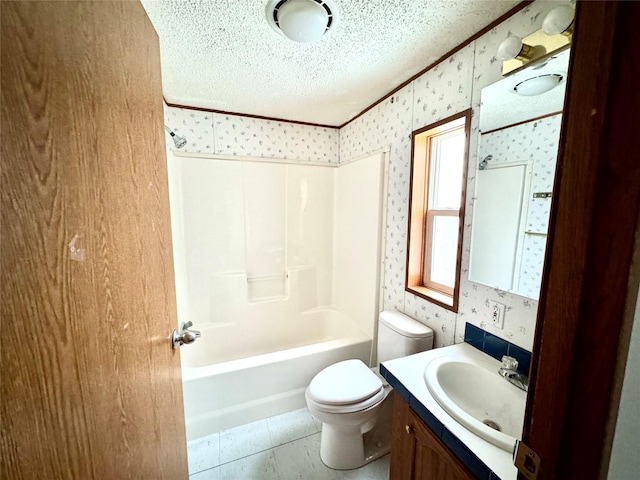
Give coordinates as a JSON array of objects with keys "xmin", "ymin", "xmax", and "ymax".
[{"xmin": 499, "ymin": 369, "xmax": 529, "ymax": 392}]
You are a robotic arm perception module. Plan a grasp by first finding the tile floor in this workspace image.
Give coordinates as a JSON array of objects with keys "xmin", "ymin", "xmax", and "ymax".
[{"xmin": 187, "ymin": 408, "xmax": 390, "ymax": 479}]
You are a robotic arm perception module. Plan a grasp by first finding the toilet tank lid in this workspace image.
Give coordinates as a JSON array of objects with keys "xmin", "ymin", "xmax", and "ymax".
[{"xmin": 379, "ymin": 311, "xmax": 433, "ymax": 338}]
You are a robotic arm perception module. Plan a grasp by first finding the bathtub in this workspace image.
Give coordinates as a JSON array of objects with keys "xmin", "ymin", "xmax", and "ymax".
[{"xmin": 180, "ymin": 308, "xmax": 372, "ymax": 440}]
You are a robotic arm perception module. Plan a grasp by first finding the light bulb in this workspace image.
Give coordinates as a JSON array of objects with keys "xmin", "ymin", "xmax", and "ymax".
[
  {"xmin": 542, "ymin": 5, "xmax": 575, "ymax": 35},
  {"xmin": 497, "ymin": 36, "xmax": 524, "ymax": 61},
  {"xmin": 278, "ymin": 0, "xmax": 328, "ymax": 43}
]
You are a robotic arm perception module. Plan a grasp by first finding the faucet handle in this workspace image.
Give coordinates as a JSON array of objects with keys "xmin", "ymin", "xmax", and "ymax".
[
  {"xmin": 183, "ymin": 321, "xmax": 193, "ymax": 330},
  {"xmin": 501, "ymin": 355, "xmax": 519, "ymax": 371}
]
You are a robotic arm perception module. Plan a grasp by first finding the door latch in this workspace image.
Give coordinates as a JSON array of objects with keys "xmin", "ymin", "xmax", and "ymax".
[{"xmin": 513, "ymin": 440, "xmax": 541, "ymax": 480}]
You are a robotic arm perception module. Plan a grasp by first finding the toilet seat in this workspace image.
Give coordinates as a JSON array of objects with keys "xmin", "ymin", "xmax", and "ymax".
[
  {"xmin": 306, "ymin": 388, "xmax": 386, "ymax": 414},
  {"xmin": 306, "ymin": 359, "xmax": 385, "ymax": 414}
]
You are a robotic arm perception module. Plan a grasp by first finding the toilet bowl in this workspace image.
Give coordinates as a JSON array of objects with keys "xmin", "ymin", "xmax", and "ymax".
[
  {"xmin": 305, "ymin": 310, "xmax": 434, "ymax": 470},
  {"xmin": 305, "ymin": 359, "xmax": 390, "ymax": 470}
]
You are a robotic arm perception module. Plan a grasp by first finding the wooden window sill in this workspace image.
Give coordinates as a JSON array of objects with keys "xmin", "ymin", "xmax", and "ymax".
[{"xmin": 406, "ymin": 285, "xmax": 456, "ymax": 312}]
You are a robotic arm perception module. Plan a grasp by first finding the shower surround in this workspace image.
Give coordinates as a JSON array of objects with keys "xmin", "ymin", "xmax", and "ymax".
[{"xmin": 164, "ymin": 121, "xmax": 386, "ymax": 438}]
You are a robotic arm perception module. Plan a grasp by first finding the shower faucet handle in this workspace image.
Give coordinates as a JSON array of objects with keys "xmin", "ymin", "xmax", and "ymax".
[{"xmin": 183, "ymin": 321, "xmax": 193, "ymax": 330}]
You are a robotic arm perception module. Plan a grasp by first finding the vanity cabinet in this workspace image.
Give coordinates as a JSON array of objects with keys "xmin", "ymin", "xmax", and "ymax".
[{"xmin": 390, "ymin": 393, "xmax": 474, "ymax": 480}]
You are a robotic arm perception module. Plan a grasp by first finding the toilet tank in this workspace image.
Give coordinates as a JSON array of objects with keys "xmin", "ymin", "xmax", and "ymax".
[{"xmin": 377, "ymin": 310, "xmax": 434, "ymax": 363}]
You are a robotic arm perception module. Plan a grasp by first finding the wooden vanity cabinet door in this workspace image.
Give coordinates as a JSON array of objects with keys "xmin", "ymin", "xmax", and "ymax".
[{"xmin": 390, "ymin": 393, "xmax": 474, "ymax": 480}]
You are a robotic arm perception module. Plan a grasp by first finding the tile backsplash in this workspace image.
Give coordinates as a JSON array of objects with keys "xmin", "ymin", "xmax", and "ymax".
[{"xmin": 463, "ymin": 323, "xmax": 532, "ymax": 376}]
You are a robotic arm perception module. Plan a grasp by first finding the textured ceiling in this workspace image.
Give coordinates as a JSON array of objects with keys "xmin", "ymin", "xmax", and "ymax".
[{"xmin": 141, "ymin": 0, "xmax": 521, "ymax": 126}]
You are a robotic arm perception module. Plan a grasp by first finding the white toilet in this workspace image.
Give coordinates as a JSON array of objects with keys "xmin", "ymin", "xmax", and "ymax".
[{"xmin": 305, "ymin": 310, "xmax": 434, "ymax": 470}]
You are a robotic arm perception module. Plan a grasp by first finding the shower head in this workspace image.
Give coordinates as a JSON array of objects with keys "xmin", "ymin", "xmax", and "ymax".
[
  {"xmin": 164, "ymin": 125, "xmax": 187, "ymax": 149},
  {"xmin": 478, "ymin": 155, "xmax": 493, "ymax": 170}
]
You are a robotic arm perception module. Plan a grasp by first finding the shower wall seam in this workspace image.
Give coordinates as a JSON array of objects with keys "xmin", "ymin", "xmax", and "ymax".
[{"xmin": 170, "ymin": 148, "xmax": 390, "ymax": 167}]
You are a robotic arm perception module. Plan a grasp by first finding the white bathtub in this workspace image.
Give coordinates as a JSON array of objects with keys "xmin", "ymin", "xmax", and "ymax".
[{"xmin": 180, "ymin": 308, "xmax": 372, "ymax": 440}]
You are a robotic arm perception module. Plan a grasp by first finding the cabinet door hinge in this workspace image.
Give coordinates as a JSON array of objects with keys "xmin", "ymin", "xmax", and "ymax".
[{"xmin": 513, "ymin": 440, "xmax": 541, "ymax": 480}]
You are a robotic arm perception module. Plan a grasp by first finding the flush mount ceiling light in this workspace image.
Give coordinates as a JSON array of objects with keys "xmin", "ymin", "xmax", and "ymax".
[
  {"xmin": 513, "ymin": 74, "xmax": 564, "ymax": 96},
  {"xmin": 266, "ymin": 0, "xmax": 338, "ymax": 43}
]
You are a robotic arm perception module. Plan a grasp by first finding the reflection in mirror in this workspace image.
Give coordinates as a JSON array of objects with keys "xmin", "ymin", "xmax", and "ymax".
[{"xmin": 469, "ymin": 49, "xmax": 570, "ymax": 300}]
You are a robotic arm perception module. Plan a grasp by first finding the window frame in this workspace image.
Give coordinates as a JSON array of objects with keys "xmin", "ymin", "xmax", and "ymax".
[
  {"xmin": 405, "ymin": 109, "xmax": 471, "ymax": 312},
  {"xmin": 423, "ymin": 209, "xmax": 459, "ymax": 296}
]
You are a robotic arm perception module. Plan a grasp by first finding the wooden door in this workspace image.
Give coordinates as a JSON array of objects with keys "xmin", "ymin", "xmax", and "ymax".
[
  {"xmin": 0, "ymin": 2, "xmax": 188, "ymax": 478},
  {"xmin": 523, "ymin": 2, "xmax": 640, "ymax": 479}
]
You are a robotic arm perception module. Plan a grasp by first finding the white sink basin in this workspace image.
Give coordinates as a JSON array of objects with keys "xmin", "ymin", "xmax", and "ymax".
[{"xmin": 424, "ymin": 356, "xmax": 527, "ymax": 452}]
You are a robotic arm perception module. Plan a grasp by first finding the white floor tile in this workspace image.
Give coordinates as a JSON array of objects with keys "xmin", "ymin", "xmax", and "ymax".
[
  {"xmin": 217, "ymin": 450, "xmax": 279, "ymax": 480},
  {"xmin": 267, "ymin": 408, "xmax": 319, "ymax": 447},
  {"xmin": 272, "ymin": 433, "xmax": 335, "ymax": 480},
  {"xmin": 189, "ymin": 466, "xmax": 220, "ymax": 480},
  {"xmin": 189, "ymin": 408, "xmax": 389, "ymax": 480},
  {"xmin": 219, "ymin": 418, "xmax": 272, "ymax": 464},
  {"xmin": 334, "ymin": 454, "xmax": 390, "ymax": 479},
  {"xmin": 187, "ymin": 433, "xmax": 220, "ymax": 474}
]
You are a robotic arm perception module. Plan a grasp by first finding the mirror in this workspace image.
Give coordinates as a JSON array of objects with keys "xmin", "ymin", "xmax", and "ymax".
[{"xmin": 469, "ymin": 49, "xmax": 570, "ymax": 300}]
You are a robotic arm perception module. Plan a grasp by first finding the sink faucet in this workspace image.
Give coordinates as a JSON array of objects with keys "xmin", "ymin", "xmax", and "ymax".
[{"xmin": 499, "ymin": 356, "xmax": 529, "ymax": 392}]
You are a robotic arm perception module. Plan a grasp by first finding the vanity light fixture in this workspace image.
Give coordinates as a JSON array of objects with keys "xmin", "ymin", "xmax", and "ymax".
[
  {"xmin": 266, "ymin": 0, "xmax": 338, "ymax": 43},
  {"xmin": 513, "ymin": 74, "xmax": 564, "ymax": 96},
  {"xmin": 497, "ymin": 3, "xmax": 575, "ymax": 75}
]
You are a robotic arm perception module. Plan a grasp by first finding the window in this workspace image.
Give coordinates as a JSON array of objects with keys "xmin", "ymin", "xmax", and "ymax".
[{"xmin": 406, "ymin": 110, "xmax": 471, "ymax": 311}]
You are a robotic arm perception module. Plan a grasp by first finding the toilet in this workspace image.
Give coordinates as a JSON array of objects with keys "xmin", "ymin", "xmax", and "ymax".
[{"xmin": 305, "ymin": 310, "xmax": 434, "ymax": 470}]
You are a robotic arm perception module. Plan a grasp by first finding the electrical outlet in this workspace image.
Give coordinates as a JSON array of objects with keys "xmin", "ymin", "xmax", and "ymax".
[{"xmin": 490, "ymin": 301, "xmax": 506, "ymax": 329}]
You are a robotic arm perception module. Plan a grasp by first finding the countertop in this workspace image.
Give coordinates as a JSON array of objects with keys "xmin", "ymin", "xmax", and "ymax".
[{"xmin": 381, "ymin": 342, "xmax": 519, "ymax": 480}]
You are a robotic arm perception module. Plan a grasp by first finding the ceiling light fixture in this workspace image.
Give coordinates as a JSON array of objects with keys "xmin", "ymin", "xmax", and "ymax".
[
  {"xmin": 513, "ymin": 74, "xmax": 564, "ymax": 96},
  {"xmin": 266, "ymin": 0, "xmax": 338, "ymax": 43}
]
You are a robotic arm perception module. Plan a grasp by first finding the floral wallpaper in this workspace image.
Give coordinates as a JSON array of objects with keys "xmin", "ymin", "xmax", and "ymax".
[
  {"xmin": 164, "ymin": 106, "xmax": 339, "ymax": 163},
  {"xmin": 338, "ymin": 45, "xmax": 476, "ymax": 349},
  {"xmin": 340, "ymin": 1, "xmax": 568, "ymax": 351},
  {"xmin": 164, "ymin": 106, "xmax": 215, "ymax": 154},
  {"xmin": 412, "ymin": 44, "xmax": 475, "ymax": 131},
  {"xmin": 525, "ymin": 115, "xmax": 562, "ymax": 233},
  {"xmin": 518, "ymin": 235, "xmax": 547, "ymax": 299},
  {"xmin": 213, "ymin": 114, "xmax": 338, "ymax": 163},
  {"xmin": 477, "ymin": 114, "xmax": 561, "ymax": 299}
]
